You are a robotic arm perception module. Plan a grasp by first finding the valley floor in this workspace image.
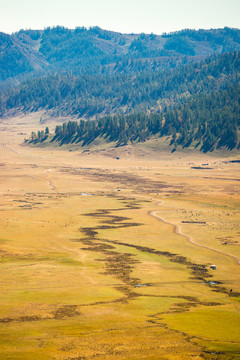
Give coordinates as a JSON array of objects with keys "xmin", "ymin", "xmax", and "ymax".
[{"xmin": 0, "ymin": 114, "xmax": 240, "ymax": 360}]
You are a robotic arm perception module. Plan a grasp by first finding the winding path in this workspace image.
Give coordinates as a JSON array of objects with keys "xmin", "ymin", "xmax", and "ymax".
[
  {"xmin": 1, "ymin": 143, "xmax": 19, "ymax": 154},
  {"xmin": 148, "ymin": 200, "xmax": 240, "ymax": 266},
  {"xmin": 45, "ymin": 168, "xmax": 57, "ymax": 192}
]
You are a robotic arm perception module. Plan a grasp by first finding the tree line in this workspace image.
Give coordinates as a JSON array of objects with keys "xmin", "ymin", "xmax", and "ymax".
[{"xmin": 28, "ymin": 83, "xmax": 240, "ymax": 152}]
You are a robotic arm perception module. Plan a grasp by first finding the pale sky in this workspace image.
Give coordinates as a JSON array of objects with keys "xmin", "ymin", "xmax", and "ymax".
[{"xmin": 0, "ymin": 0, "xmax": 239, "ymax": 35}]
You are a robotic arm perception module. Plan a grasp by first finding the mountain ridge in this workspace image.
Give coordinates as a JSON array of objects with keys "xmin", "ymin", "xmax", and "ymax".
[{"xmin": 1, "ymin": 26, "xmax": 239, "ymax": 81}]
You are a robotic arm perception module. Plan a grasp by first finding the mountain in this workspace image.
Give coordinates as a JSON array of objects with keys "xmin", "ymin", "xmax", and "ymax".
[
  {"xmin": 0, "ymin": 26, "xmax": 240, "ymax": 81},
  {"xmin": 0, "ymin": 31, "xmax": 47, "ymax": 81},
  {"xmin": 1, "ymin": 51, "xmax": 239, "ymax": 118},
  {"xmin": 0, "ymin": 26, "xmax": 240, "ymax": 152}
]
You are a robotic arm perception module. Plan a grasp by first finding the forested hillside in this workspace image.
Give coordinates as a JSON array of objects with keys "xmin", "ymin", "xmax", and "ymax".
[
  {"xmin": 1, "ymin": 26, "xmax": 240, "ymax": 81},
  {"xmin": 29, "ymin": 82, "xmax": 240, "ymax": 152},
  {"xmin": 1, "ymin": 26, "xmax": 240, "ymax": 152},
  {"xmin": 1, "ymin": 51, "xmax": 239, "ymax": 118}
]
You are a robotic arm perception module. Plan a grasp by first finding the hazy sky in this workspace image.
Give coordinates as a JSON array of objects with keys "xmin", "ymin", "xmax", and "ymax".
[{"xmin": 0, "ymin": 0, "xmax": 239, "ymax": 35}]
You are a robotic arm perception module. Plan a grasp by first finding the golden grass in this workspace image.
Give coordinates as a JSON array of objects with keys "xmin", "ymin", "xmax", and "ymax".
[{"xmin": 0, "ymin": 113, "xmax": 240, "ymax": 359}]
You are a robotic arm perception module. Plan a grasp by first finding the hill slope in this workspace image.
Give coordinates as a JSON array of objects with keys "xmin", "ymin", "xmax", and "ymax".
[
  {"xmin": 0, "ymin": 26, "xmax": 240, "ymax": 81},
  {"xmin": 28, "ymin": 82, "xmax": 240, "ymax": 152},
  {"xmin": 1, "ymin": 26, "xmax": 240, "ymax": 153},
  {"xmin": 1, "ymin": 51, "xmax": 239, "ymax": 118}
]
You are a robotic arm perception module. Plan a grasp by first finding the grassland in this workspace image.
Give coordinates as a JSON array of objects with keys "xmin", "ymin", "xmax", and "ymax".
[{"xmin": 0, "ymin": 113, "xmax": 240, "ymax": 360}]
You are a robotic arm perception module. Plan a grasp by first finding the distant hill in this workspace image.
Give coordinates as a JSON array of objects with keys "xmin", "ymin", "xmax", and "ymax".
[
  {"xmin": 0, "ymin": 26, "xmax": 240, "ymax": 81},
  {"xmin": 1, "ymin": 51, "xmax": 239, "ymax": 119}
]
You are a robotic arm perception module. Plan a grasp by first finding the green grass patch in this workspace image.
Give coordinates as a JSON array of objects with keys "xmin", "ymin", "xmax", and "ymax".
[{"xmin": 164, "ymin": 307, "xmax": 240, "ymax": 344}]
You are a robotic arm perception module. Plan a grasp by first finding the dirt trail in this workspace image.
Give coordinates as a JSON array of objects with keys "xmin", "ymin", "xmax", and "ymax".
[
  {"xmin": 46, "ymin": 179, "xmax": 56, "ymax": 192},
  {"xmin": 45, "ymin": 168, "xmax": 57, "ymax": 192},
  {"xmin": 149, "ymin": 200, "xmax": 240, "ymax": 266},
  {"xmin": 1, "ymin": 143, "xmax": 19, "ymax": 154}
]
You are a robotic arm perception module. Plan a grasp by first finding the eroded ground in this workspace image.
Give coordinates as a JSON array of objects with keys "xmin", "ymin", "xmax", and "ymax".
[{"xmin": 0, "ymin": 114, "xmax": 240, "ymax": 359}]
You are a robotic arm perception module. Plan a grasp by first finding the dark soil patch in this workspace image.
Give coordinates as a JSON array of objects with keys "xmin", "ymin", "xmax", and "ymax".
[
  {"xmin": 182, "ymin": 221, "xmax": 206, "ymax": 224},
  {"xmin": 68, "ymin": 167, "xmax": 182, "ymax": 193},
  {"xmin": 0, "ymin": 315, "xmax": 42, "ymax": 323},
  {"xmin": 0, "ymin": 305, "xmax": 81, "ymax": 324},
  {"xmin": 191, "ymin": 167, "xmax": 213, "ymax": 170},
  {"xmin": 53, "ymin": 305, "xmax": 81, "ymax": 319}
]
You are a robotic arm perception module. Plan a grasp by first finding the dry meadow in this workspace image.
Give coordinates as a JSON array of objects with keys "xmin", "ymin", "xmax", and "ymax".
[{"xmin": 0, "ymin": 114, "xmax": 240, "ymax": 360}]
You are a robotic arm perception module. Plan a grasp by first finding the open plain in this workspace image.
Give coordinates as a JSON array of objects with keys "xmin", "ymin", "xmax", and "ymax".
[{"xmin": 0, "ymin": 113, "xmax": 240, "ymax": 360}]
